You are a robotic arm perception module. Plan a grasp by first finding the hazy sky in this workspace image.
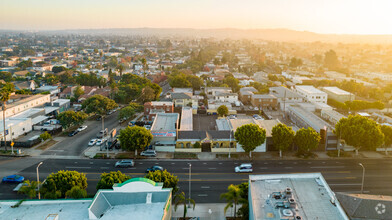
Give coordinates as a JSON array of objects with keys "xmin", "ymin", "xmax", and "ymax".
[{"xmin": 1, "ymin": 0, "xmax": 392, "ymax": 34}]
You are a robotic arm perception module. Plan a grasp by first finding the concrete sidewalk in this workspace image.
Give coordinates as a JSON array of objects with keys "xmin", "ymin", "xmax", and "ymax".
[{"xmin": 172, "ymin": 203, "xmax": 236, "ymax": 220}]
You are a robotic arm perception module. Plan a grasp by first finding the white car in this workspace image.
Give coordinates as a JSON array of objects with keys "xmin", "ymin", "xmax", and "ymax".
[
  {"xmin": 235, "ymin": 163, "xmax": 253, "ymax": 173},
  {"xmin": 88, "ymin": 139, "xmax": 97, "ymax": 146},
  {"xmin": 76, "ymin": 125, "xmax": 88, "ymax": 132},
  {"xmin": 96, "ymin": 139, "xmax": 106, "ymax": 146}
]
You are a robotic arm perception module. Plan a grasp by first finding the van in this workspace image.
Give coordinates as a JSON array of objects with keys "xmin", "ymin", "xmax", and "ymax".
[{"xmin": 97, "ymin": 128, "xmax": 108, "ymax": 138}]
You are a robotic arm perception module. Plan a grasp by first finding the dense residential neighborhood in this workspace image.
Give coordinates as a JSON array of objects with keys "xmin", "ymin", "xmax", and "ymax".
[{"xmin": 1, "ymin": 26, "xmax": 392, "ymax": 220}]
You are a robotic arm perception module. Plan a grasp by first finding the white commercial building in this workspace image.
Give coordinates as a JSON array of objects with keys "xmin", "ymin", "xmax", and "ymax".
[
  {"xmin": 0, "ymin": 94, "xmax": 51, "ymax": 120},
  {"xmin": 321, "ymin": 86, "xmax": 355, "ymax": 103},
  {"xmin": 295, "ymin": 85, "xmax": 327, "ymax": 104},
  {"xmin": 0, "ymin": 118, "xmax": 32, "ymax": 142}
]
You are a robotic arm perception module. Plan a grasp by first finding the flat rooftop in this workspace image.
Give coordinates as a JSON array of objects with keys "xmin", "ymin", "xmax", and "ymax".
[
  {"xmin": 296, "ymin": 85, "xmax": 326, "ymax": 95},
  {"xmin": 151, "ymin": 113, "xmax": 179, "ymax": 131},
  {"xmin": 180, "ymin": 107, "xmax": 193, "ymax": 131},
  {"xmin": 148, "ymin": 101, "xmax": 173, "ymax": 106},
  {"xmin": 249, "ymin": 173, "xmax": 348, "ymax": 220},
  {"xmin": 269, "ymin": 87, "xmax": 302, "ymax": 99},
  {"xmin": 322, "ymin": 87, "xmax": 351, "ymax": 95},
  {"xmin": 288, "ymin": 105, "xmax": 332, "ymax": 132},
  {"xmin": 0, "ymin": 200, "xmax": 91, "ymax": 220}
]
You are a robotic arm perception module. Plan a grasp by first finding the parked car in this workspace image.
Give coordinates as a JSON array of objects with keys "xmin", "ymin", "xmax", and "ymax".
[
  {"xmin": 228, "ymin": 115, "xmax": 237, "ymax": 119},
  {"xmin": 68, "ymin": 130, "xmax": 78, "ymax": 137},
  {"xmin": 2, "ymin": 175, "xmax": 25, "ymax": 183},
  {"xmin": 76, "ymin": 125, "xmax": 88, "ymax": 132},
  {"xmin": 235, "ymin": 163, "xmax": 253, "ymax": 173},
  {"xmin": 96, "ymin": 139, "xmax": 106, "ymax": 146},
  {"xmin": 253, "ymin": 114, "xmax": 263, "ymax": 120},
  {"xmin": 140, "ymin": 150, "xmax": 157, "ymax": 157},
  {"xmin": 145, "ymin": 166, "xmax": 164, "ymax": 173},
  {"xmin": 115, "ymin": 160, "xmax": 135, "ymax": 168},
  {"xmin": 88, "ymin": 139, "xmax": 98, "ymax": 146}
]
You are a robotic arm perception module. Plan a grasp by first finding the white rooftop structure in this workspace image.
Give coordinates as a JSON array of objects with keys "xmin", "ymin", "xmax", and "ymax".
[
  {"xmin": 0, "ymin": 178, "xmax": 172, "ymax": 220},
  {"xmin": 149, "ymin": 101, "xmax": 173, "ymax": 106},
  {"xmin": 180, "ymin": 107, "xmax": 193, "ymax": 131},
  {"xmin": 151, "ymin": 113, "xmax": 179, "ymax": 131},
  {"xmin": 322, "ymin": 87, "xmax": 351, "ymax": 96},
  {"xmin": 249, "ymin": 173, "xmax": 349, "ymax": 220},
  {"xmin": 295, "ymin": 85, "xmax": 327, "ymax": 104}
]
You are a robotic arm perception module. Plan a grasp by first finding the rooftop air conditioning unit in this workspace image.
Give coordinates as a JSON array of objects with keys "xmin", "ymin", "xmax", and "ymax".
[
  {"xmin": 282, "ymin": 209, "xmax": 294, "ymax": 217},
  {"xmin": 295, "ymin": 215, "xmax": 302, "ymax": 220}
]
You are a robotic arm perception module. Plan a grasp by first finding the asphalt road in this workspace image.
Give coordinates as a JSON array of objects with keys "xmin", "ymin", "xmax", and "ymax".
[
  {"xmin": 1, "ymin": 158, "xmax": 390, "ymax": 203},
  {"xmin": 41, "ymin": 112, "xmax": 120, "ymax": 156}
]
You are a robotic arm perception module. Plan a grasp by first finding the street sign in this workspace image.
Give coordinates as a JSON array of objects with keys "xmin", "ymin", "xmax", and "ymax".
[{"xmin": 10, "ymin": 142, "xmax": 14, "ymax": 147}]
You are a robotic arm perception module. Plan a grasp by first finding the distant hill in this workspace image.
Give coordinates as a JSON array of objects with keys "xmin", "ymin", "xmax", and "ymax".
[{"xmin": 2, "ymin": 28, "xmax": 392, "ymax": 44}]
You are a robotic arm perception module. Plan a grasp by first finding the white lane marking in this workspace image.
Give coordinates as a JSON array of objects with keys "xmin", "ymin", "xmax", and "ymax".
[
  {"xmin": 311, "ymin": 166, "xmax": 345, "ymax": 169},
  {"xmin": 208, "ymin": 168, "xmax": 216, "ymax": 170},
  {"xmin": 155, "ymin": 163, "xmax": 159, "ymax": 164},
  {"xmin": 279, "ymin": 162, "xmax": 283, "ymax": 164},
  {"xmin": 259, "ymin": 167, "xmax": 267, "ymax": 169},
  {"xmin": 293, "ymin": 162, "xmax": 297, "ymax": 164},
  {"xmin": 74, "ymin": 162, "xmax": 78, "ymax": 164},
  {"xmin": 307, "ymin": 162, "xmax": 312, "ymax": 164},
  {"xmin": 47, "ymin": 150, "xmax": 64, "ymax": 152},
  {"xmin": 128, "ymin": 167, "xmax": 136, "ymax": 169},
  {"xmin": 90, "ymin": 162, "xmax": 94, "ymax": 164},
  {"xmin": 139, "ymin": 163, "xmax": 143, "ymax": 165},
  {"xmin": 234, "ymin": 163, "xmax": 238, "ymax": 164},
  {"xmin": 171, "ymin": 163, "xmax": 175, "ymax": 165},
  {"xmin": 198, "ymin": 194, "xmax": 208, "ymax": 197},
  {"xmin": 106, "ymin": 162, "xmax": 110, "ymax": 165},
  {"xmin": 101, "ymin": 167, "xmax": 109, "ymax": 169},
  {"xmin": 65, "ymin": 167, "xmax": 91, "ymax": 169},
  {"xmin": 285, "ymin": 167, "xmax": 293, "ymax": 169},
  {"xmin": 201, "ymin": 186, "xmax": 210, "ymax": 189},
  {"xmin": 182, "ymin": 168, "xmax": 189, "ymax": 170},
  {"xmin": 264, "ymin": 162, "xmax": 268, "ymax": 165},
  {"xmin": 203, "ymin": 163, "xmax": 207, "ymax": 165},
  {"xmin": 219, "ymin": 163, "xmax": 222, "ymax": 165},
  {"xmin": 322, "ymin": 162, "xmax": 326, "ymax": 164}
]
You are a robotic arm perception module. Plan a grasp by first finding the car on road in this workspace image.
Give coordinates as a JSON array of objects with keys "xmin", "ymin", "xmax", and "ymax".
[
  {"xmin": 253, "ymin": 114, "xmax": 263, "ymax": 120},
  {"xmin": 97, "ymin": 128, "xmax": 108, "ymax": 138},
  {"xmin": 145, "ymin": 166, "xmax": 164, "ymax": 173},
  {"xmin": 140, "ymin": 150, "xmax": 157, "ymax": 157},
  {"xmin": 76, "ymin": 125, "xmax": 88, "ymax": 132},
  {"xmin": 228, "ymin": 115, "xmax": 237, "ymax": 119},
  {"xmin": 2, "ymin": 175, "xmax": 25, "ymax": 183},
  {"xmin": 68, "ymin": 130, "xmax": 78, "ymax": 137},
  {"xmin": 96, "ymin": 139, "xmax": 106, "ymax": 146},
  {"xmin": 115, "ymin": 160, "xmax": 135, "ymax": 168},
  {"xmin": 88, "ymin": 139, "xmax": 98, "ymax": 146},
  {"xmin": 235, "ymin": 163, "xmax": 253, "ymax": 173}
]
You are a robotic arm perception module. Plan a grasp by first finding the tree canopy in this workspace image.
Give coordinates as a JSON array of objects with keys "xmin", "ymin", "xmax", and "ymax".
[
  {"xmin": 41, "ymin": 170, "xmax": 87, "ymax": 199},
  {"xmin": 335, "ymin": 115, "xmax": 384, "ymax": 154},
  {"xmin": 96, "ymin": 171, "xmax": 131, "ymax": 190},
  {"xmin": 145, "ymin": 170, "xmax": 179, "ymax": 195},
  {"xmin": 294, "ymin": 127, "xmax": 321, "ymax": 153},
  {"xmin": 119, "ymin": 126, "xmax": 153, "ymax": 152},
  {"xmin": 82, "ymin": 95, "xmax": 118, "ymax": 116},
  {"xmin": 272, "ymin": 123, "xmax": 295, "ymax": 157},
  {"xmin": 381, "ymin": 125, "xmax": 392, "ymax": 148},
  {"xmin": 234, "ymin": 124, "xmax": 266, "ymax": 156},
  {"xmin": 217, "ymin": 105, "xmax": 229, "ymax": 117},
  {"xmin": 57, "ymin": 110, "xmax": 87, "ymax": 129}
]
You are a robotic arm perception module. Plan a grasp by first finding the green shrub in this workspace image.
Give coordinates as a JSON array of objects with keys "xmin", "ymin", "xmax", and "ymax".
[
  {"xmin": 39, "ymin": 132, "xmax": 52, "ymax": 141},
  {"xmin": 65, "ymin": 186, "xmax": 87, "ymax": 199}
]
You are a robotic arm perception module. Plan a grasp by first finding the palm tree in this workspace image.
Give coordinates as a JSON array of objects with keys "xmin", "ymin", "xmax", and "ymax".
[
  {"xmin": 174, "ymin": 191, "xmax": 195, "ymax": 219},
  {"xmin": 220, "ymin": 184, "xmax": 242, "ymax": 218},
  {"xmin": 0, "ymin": 83, "xmax": 14, "ymax": 151},
  {"xmin": 18, "ymin": 180, "xmax": 39, "ymax": 199}
]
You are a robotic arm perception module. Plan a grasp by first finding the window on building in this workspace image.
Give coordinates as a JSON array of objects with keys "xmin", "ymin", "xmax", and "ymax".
[{"xmin": 186, "ymin": 143, "xmax": 191, "ymax": 148}]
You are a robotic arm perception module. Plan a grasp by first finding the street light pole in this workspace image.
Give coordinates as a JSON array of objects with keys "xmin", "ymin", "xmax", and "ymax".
[
  {"xmin": 36, "ymin": 162, "xmax": 43, "ymax": 199},
  {"xmin": 188, "ymin": 163, "xmax": 191, "ymax": 208},
  {"xmin": 359, "ymin": 163, "xmax": 365, "ymax": 194}
]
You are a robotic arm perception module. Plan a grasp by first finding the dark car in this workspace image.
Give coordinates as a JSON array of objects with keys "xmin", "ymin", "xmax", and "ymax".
[
  {"xmin": 2, "ymin": 175, "xmax": 25, "ymax": 183},
  {"xmin": 145, "ymin": 166, "xmax": 163, "ymax": 173},
  {"xmin": 68, "ymin": 130, "xmax": 78, "ymax": 137},
  {"xmin": 115, "ymin": 160, "xmax": 135, "ymax": 168}
]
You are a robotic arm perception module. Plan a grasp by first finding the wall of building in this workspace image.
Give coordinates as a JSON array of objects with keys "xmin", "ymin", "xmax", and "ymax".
[{"xmin": 0, "ymin": 95, "xmax": 50, "ymax": 120}]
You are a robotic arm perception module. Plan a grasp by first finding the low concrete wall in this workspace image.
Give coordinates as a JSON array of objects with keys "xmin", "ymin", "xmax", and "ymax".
[
  {"xmin": 175, "ymin": 148, "xmax": 201, "ymax": 153},
  {"xmin": 155, "ymin": 146, "xmax": 175, "ymax": 152}
]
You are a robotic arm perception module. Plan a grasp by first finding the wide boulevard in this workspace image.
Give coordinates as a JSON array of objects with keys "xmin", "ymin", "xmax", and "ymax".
[{"xmin": 0, "ymin": 157, "xmax": 389, "ymax": 203}]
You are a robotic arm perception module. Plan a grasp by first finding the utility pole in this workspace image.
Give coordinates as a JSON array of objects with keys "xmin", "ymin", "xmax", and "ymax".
[
  {"xmin": 188, "ymin": 163, "xmax": 192, "ymax": 208},
  {"xmin": 359, "ymin": 163, "xmax": 365, "ymax": 194},
  {"xmin": 36, "ymin": 162, "xmax": 43, "ymax": 199}
]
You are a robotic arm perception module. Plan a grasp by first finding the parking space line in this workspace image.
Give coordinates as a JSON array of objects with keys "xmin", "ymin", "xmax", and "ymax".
[
  {"xmin": 197, "ymin": 194, "xmax": 208, "ymax": 197},
  {"xmin": 65, "ymin": 166, "xmax": 91, "ymax": 169},
  {"xmin": 201, "ymin": 186, "xmax": 210, "ymax": 189}
]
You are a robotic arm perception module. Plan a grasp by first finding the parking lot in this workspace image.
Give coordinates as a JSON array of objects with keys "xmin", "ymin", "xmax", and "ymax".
[{"xmin": 193, "ymin": 114, "xmax": 218, "ymax": 130}]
